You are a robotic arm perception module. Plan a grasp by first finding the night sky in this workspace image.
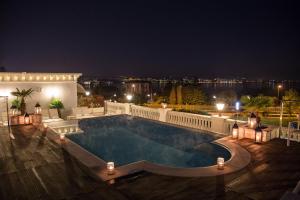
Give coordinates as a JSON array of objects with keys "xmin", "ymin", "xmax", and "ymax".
[{"xmin": 0, "ymin": 0, "xmax": 299, "ymax": 79}]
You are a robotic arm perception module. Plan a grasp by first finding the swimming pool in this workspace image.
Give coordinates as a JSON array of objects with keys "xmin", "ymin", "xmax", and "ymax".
[{"xmin": 67, "ymin": 115, "xmax": 231, "ymax": 168}]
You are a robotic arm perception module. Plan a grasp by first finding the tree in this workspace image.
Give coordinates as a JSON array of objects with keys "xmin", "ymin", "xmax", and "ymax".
[
  {"xmin": 182, "ymin": 86, "xmax": 206, "ymax": 105},
  {"xmin": 11, "ymin": 98, "xmax": 21, "ymax": 110},
  {"xmin": 218, "ymin": 90, "xmax": 237, "ymax": 106},
  {"xmin": 169, "ymin": 86, "xmax": 177, "ymax": 104},
  {"xmin": 11, "ymin": 88, "xmax": 34, "ymax": 114},
  {"xmin": 49, "ymin": 98, "xmax": 64, "ymax": 118},
  {"xmin": 176, "ymin": 85, "xmax": 183, "ymax": 104},
  {"xmin": 283, "ymin": 89, "xmax": 300, "ymax": 116},
  {"xmin": 241, "ymin": 95, "xmax": 275, "ymax": 113},
  {"xmin": 241, "ymin": 95, "xmax": 251, "ymax": 106}
]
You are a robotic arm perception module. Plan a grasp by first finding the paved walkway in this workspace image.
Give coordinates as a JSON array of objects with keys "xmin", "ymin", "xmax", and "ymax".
[{"xmin": 1, "ymin": 125, "xmax": 300, "ymax": 200}]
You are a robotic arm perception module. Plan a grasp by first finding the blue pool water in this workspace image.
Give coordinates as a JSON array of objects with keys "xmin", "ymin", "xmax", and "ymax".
[{"xmin": 67, "ymin": 115, "xmax": 231, "ymax": 168}]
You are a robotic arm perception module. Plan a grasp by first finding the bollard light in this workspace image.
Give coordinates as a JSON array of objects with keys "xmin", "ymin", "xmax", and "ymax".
[
  {"xmin": 217, "ymin": 157, "xmax": 225, "ymax": 170},
  {"xmin": 107, "ymin": 162, "xmax": 115, "ymax": 175},
  {"xmin": 24, "ymin": 113, "xmax": 30, "ymax": 124},
  {"xmin": 60, "ymin": 134, "xmax": 65, "ymax": 142},
  {"xmin": 34, "ymin": 103, "xmax": 42, "ymax": 114},
  {"xmin": 248, "ymin": 112, "xmax": 257, "ymax": 129},
  {"xmin": 232, "ymin": 122, "xmax": 239, "ymax": 139},
  {"xmin": 10, "ymin": 105, "xmax": 18, "ymax": 116},
  {"xmin": 255, "ymin": 126, "xmax": 262, "ymax": 143}
]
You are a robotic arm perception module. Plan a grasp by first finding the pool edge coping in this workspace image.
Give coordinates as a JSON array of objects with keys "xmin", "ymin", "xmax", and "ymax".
[{"xmin": 46, "ymin": 128, "xmax": 251, "ymax": 181}]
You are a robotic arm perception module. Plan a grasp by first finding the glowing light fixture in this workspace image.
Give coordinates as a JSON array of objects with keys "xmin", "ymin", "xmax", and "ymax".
[
  {"xmin": 10, "ymin": 105, "xmax": 18, "ymax": 116},
  {"xmin": 255, "ymin": 126, "xmax": 263, "ymax": 143},
  {"xmin": 34, "ymin": 103, "xmax": 42, "ymax": 114},
  {"xmin": 248, "ymin": 112, "xmax": 257, "ymax": 129},
  {"xmin": 85, "ymin": 91, "xmax": 90, "ymax": 96},
  {"xmin": 216, "ymin": 103, "xmax": 225, "ymax": 116},
  {"xmin": 60, "ymin": 134, "xmax": 65, "ymax": 142},
  {"xmin": 161, "ymin": 103, "xmax": 167, "ymax": 109},
  {"xmin": 217, "ymin": 157, "xmax": 225, "ymax": 170},
  {"xmin": 107, "ymin": 162, "xmax": 115, "ymax": 175},
  {"xmin": 232, "ymin": 122, "xmax": 239, "ymax": 139},
  {"xmin": 24, "ymin": 113, "xmax": 30, "ymax": 124},
  {"xmin": 235, "ymin": 102, "xmax": 240, "ymax": 111},
  {"xmin": 126, "ymin": 94, "xmax": 133, "ymax": 101}
]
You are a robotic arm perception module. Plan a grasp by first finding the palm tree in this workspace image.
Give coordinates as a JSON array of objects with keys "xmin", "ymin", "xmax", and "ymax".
[{"xmin": 11, "ymin": 88, "xmax": 34, "ymax": 115}]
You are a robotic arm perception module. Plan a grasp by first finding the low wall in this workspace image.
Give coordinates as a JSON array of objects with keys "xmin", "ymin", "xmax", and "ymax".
[
  {"xmin": 105, "ymin": 101, "xmax": 248, "ymax": 136},
  {"xmin": 104, "ymin": 102, "xmax": 300, "ymax": 142}
]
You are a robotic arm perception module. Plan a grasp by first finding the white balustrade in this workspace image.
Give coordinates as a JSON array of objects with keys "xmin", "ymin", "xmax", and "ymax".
[
  {"xmin": 105, "ymin": 101, "xmax": 128, "ymax": 115},
  {"xmin": 166, "ymin": 111, "xmax": 212, "ymax": 131},
  {"xmin": 131, "ymin": 105, "xmax": 160, "ymax": 121}
]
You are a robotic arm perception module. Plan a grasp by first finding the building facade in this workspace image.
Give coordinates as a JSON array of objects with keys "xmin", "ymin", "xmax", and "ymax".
[{"xmin": 0, "ymin": 72, "xmax": 81, "ymax": 116}]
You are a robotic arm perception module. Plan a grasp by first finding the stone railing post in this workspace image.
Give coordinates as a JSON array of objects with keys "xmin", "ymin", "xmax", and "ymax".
[
  {"xmin": 211, "ymin": 116, "xmax": 227, "ymax": 134},
  {"xmin": 124, "ymin": 103, "xmax": 132, "ymax": 115},
  {"xmin": 158, "ymin": 108, "xmax": 172, "ymax": 122}
]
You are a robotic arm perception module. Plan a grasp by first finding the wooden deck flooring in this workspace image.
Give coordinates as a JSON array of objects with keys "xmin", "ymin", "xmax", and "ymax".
[
  {"xmin": 1, "ymin": 125, "xmax": 300, "ymax": 200},
  {"xmin": 0, "ymin": 126, "xmax": 126, "ymax": 200}
]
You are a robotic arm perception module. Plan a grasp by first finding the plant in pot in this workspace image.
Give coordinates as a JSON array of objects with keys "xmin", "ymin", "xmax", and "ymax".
[
  {"xmin": 49, "ymin": 98, "xmax": 64, "ymax": 118},
  {"xmin": 11, "ymin": 88, "xmax": 34, "ymax": 115}
]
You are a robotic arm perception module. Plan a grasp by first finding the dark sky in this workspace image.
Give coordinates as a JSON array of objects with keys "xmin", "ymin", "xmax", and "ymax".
[{"xmin": 0, "ymin": 0, "xmax": 299, "ymax": 79}]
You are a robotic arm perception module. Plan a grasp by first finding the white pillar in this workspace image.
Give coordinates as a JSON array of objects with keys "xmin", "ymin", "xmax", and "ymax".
[
  {"xmin": 124, "ymin": 103, "xmax": 132, "ymax": 115},
  {"xmin": 211, "ymin": 116, "xmax": 227, "ymax": 134},
  {"xmin": 158, "ymin": 108, "xmax": 172, "ymax": 122}
]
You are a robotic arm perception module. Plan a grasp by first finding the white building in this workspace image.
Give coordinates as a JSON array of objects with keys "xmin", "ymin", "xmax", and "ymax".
[{"xmin": 0, "ymin": 72, "xmax": 82, "ymax": 116}]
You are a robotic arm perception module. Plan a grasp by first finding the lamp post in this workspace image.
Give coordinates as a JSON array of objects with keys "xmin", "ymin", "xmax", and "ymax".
[
  {"xmin": 126, "ymin": 94, "xmax": 133, "ymax": 102},
  {"xmin": 216, "ymin": 103, "xmax": 225, "ymax": 117},
  {"xmin": 277, "ymin": 84, "xmax": 282, "ymax": 100},
  {"xmin": 161, "ymin": 103, "xmax": 167, "ymax": 109},
  {"xmin": 235, "ymin": 101, "xmax": 240, "ymax": 120},
  {"xmin": 85, "ymin": 91, "xmax": 91, "ymax": 96}
]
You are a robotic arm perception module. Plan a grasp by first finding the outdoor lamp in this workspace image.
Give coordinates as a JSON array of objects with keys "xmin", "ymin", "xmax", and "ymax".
[
  {"xmin": 34, "ymin": 103, "xmax": 42, "ymax": 114},
  {"xmin": 24, "ymin": 113, "xmax": 30, "ymax": 124},
  {"xmin": 10, "ymin": 105, "xmax": 18, "ymax": 116},
  {"xmin": 85, "ymin": 91, "xmax": 90, "ymax": 96},
  {"xmin": 232, "ymin": 122, "xmax": 239, "ymax": 139},
  {"xmin": 216, "ymin": 103, "xmax": 225, "ymax": 116},
  {"xmin": 248, "ymin": 112, "xmax": 257, "ymax": 129},
  {"xmin": 126, "ymin": 94, "xmax": 133, "ymax": 101},
  {"xmin": 235, "ymin": 101, "xmax": 240, "ymax": 111},
  {"xmin": 107, "ymin": 162, "xmax": 115, "ymax": 175},
  {"xmin": 60, "ymin": 134, "xmax": 65, "ymax": 142},
  {"xmin": 161, "ymin": 103, "xmax": 167, "ymax": 109},
  {"xmin": 217, "ymin": 157, "xmax": 225, "ymax": 170},
  {"xmin": 255, "ymin": 126, "xmax": 263, "ymax": 143}
]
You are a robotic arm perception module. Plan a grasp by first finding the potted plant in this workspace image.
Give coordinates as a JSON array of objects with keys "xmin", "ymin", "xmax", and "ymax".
[
  {"xmin": 49, "ymin": 98, "xmax": 64, "ymax": 118},
  {"xmin": 11, "ymin": 88, "xmax": 34, "ymax": 115}
]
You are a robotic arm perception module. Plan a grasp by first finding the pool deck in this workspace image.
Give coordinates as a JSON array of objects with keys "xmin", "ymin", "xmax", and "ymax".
[{"xmin": 1, "ymin": 125, "xmax": 300, "ymax": 199}]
